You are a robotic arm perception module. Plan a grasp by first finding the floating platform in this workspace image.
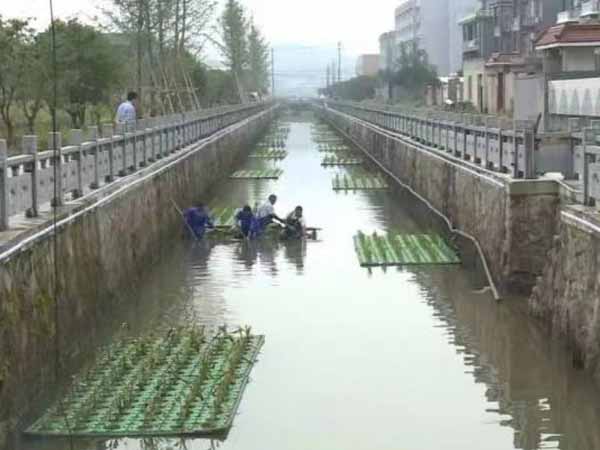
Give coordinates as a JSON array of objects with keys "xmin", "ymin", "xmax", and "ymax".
[
  {"xmin": 249, "ymin": 149, "xmax": 288, "ymax": 159},
  {"xmin": 210, "ymin": 207, "xmax": 321, "ymax": 240},
  {"xmin": 316, "ymin": 139, "xmax": 344, "ymax": 145},
  {"xmin": 25, "ymin": 328, "xmax": 264, "ymax": 438},
  {"xmin": 332, "ymin": 174, "xmax": 388, "ymax": 191},
  {"xmin": 230, "ymin": 169, "xmax": 283, "ymax": 180},
  {"xmin": 318, "ymin": 145, "xmax": 351, "ymax": 153},
  {"xmin": 321, "ymin": 155, "xmax": 363, "ymax": 166},
  {"xmin": 353, "ymin": 232, "xmax": 461, "ymax": 267}
]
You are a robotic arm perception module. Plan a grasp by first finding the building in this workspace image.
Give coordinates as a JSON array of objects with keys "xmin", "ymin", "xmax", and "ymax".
[
  {"xmin": 449, "ymin": 0, "xmax": 481, "ymax": 73},
  {"xmin": 379, "ymin": 31, "xmax": 400, "ymax": 72},
  {"xmin": 536, "ymin": 4, "xmax": 600, "ymax": 121},
  {"xmin": 460, "ymin": 0, "xmax": 563, "ymax": 116},
  {"xmin": 392, "ymin": 0, "xmax": 478, "ymax": 76},
  {"xmin": 355, "ymin": 54, "xmax": 381, "ymax": 77},
  {"xmin": 394, "ymin": 0, "xmax": 451, "ymax": 75}
]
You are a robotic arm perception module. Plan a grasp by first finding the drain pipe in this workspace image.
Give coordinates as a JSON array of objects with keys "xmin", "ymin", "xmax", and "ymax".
[{"xmin": 327, "ymin": 117, "xmax": 502, "ymax": 302}]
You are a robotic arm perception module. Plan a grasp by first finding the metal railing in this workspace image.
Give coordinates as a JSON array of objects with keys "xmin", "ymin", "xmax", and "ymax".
[
  {"xmin": 569, "ymin": 118, "xmax": 600, "ymax": 207},
  {"xmin": 0, "ymin": 102, "xmax": 272, "ymax": 231},
  {"xmin": 323, "ymin": 101, "xmax": 536, "ymax": 180}
]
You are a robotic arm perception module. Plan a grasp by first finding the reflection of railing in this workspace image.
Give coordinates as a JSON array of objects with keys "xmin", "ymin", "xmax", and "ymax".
[
  {"xmin": 0, "ymin": 102, "xmax": 272, "ymax": 231},
  {"xmin": 321, "ymin": 100, "xmax": 537, "ymax": 181}
]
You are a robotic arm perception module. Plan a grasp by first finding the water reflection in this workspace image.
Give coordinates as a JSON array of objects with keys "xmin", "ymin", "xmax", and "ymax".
[{"xmin": 415, "ymin": 269, "xmax": 600, "ymax": 450}]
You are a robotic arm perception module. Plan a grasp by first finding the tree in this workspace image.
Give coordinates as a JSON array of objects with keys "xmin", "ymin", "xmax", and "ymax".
[
  {"xmin": 246, "ymin": 21, "xmax": 269, "ymax": 94},
  {"xmin": 218, "ymin": 0, "xmax": 248, "ymax": 100},
  {"xmin": 18, "ymin": 35, "xmax": 49, "ymax": 134},
  {"xmin": 40, "ymin": 20, "xmax": 124, "ymax": 128},
  {"xmin": 393, "ymin": 41, "xmax": 438, "ymax": 94},
  {"xmin": 0, "ymin": 17, "xmax": 33, "ymax": 147},
  {"xmin": 327, "ymin": 76, "xmax": 377, "ymax": 102}
]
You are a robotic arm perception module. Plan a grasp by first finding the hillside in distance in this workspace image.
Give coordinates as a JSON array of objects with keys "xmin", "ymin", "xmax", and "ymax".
[{"xmin": 273, "ymin": 43, "xmax": 357, "ymax": 97}]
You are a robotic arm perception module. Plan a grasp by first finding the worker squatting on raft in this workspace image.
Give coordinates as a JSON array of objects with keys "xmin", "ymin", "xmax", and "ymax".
[
  {"xmin": 282, "ymin": 206, "xmax": 306, "ymax": 240},
  {"xmin": 184, "ymin": 204, "xmax": 214, "ymax": 239}
]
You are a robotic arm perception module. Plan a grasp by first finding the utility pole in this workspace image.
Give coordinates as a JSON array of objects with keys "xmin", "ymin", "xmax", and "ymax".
[
  {"xmin": 337, "ymin": 41, "xmax": 342, "ymax": 83},
  {"xmin": 326, "ymin": 65, "xmax": 331, "ymax": 89},
  {"xmin": 271, "ymin": 48, "xmax": 275, "ymax": 97}
]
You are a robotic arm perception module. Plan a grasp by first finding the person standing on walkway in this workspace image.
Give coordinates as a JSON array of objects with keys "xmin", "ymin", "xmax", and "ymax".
[{"xmin": 115, "ymin": 91, "xmax": 138, "ymax": 124}]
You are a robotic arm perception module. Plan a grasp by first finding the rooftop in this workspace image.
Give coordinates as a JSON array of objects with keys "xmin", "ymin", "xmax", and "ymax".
[{"xmin": 536, "ymin": 23, "xmax": 600, "ymax": 50}]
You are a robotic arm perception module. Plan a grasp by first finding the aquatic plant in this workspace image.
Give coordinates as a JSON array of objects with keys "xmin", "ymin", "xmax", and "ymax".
[
  {"xmin": 26, "ymin": 328, "xmax": 265, "ymax": 438},
  {"xmin": 353, "ymin": 232, "xmax": 461, "ymax": 267}
]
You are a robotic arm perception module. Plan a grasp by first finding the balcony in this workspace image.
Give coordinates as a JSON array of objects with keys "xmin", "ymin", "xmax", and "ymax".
[
  {"xmin": 463, "ymin": 38, "xmax": 481, "ymax": 54},
  {"xmin": 557, "ymin": 10, "xmax": 579, "ymax": 24},
  {"xmin": 581, "ymin": 1, "xmax": 600, "ymax": 17}
]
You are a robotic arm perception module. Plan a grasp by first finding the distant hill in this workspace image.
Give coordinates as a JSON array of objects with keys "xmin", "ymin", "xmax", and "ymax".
[{"xmin": 272, "ymin": 43, "xmax": 357, "ymax": 97}]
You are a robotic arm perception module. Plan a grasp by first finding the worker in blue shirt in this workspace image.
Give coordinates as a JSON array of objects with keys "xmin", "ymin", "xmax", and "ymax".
[
  {"xmin": 184, "ymin": 204, "xmax": 214, "ymax": 239},
  {"xmin": 235, "ymin": 205, "xmax": 259, "ymax": 240}
]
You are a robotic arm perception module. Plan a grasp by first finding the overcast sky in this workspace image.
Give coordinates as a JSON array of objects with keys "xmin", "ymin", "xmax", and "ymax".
[{"xmin": 0, "ymin": 0, "xmax": 399, "ymax": 56}]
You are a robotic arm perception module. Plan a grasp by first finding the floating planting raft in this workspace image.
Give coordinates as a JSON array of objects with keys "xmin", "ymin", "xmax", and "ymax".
[
  {"xmin": 26, "ymin": 327, "xmax": 265, "ymax": 438},
  {"xmin": 230, "ymin": 169, "xmax": 283, "ymax": 180},
  {"xmin": 321, "ymin": 155, "xmax": 363, "ymax": 166},
  {"xmin": 315, "ymin": 137, "xmax": 344, "ymax": 143},
  {"xmin": 249, "ymin": 149, "xmax": 288, "ymax": 159},
  {"xmin": 353, "ymin": 232, "xmax": 461, "ymax": 267},
  {"xmin": 212, "ymin": 207, "xmax": 238, "ymax": 228},
  {"xmin": 318, "ymin": 145, "xmax": 350, "ymax": 153},
  {"xmin": 332, "ymin": 174, "xmax": 388, "ymax": 191}
]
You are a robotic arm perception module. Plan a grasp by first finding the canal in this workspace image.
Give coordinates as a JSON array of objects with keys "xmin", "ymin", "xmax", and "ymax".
[{"xmin": 22, "ymin": 111, "xmax": 600, "ymax": 450}]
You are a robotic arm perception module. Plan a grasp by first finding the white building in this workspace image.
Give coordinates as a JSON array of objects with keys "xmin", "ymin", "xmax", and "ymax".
[
  {"xmin": 393, "ymin": 0, "xmax": 478, "ymax": 76},
  {"xmin": 379, "ymin": 31, "xmax": 400, "ymax": 72},
  {"xmin": 356, "ymin": 54, "xmax": 381, "ymax": 77}
]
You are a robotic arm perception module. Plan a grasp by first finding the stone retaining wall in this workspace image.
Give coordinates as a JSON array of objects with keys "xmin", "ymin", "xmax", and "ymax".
[
  {"xmin": 0, "ymin": 107, "xmax": 276, "ymax": 450},
  {"xmin": 321, "ymin": 107, "xmax": 559, "ymax": 295},
  {"xmin": 530, "ymin": 208, "xmax": 600, "ymax": 383}
]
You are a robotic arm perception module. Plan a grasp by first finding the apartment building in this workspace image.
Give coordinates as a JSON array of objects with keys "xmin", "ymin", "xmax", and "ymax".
[
  {"xmin": 379, "ymin": 31, "xmax": 400, "ymax": 72},
  {"xmin": 356, "ymin": 54, "xmax": 381, "ymax": 77},
  {"xmin": 460, "ymin": 0, "xmax": 563, "ymax": 116},
  {"xmin": 536, "ymin": 1, "xmax": 600, "ymax": 122},
  {"xmin": 394, "ymin": 0, "xmax": 451, "ymax": 75}
]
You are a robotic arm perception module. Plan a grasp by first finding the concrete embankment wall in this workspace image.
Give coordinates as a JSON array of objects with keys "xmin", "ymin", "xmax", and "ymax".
[
  {"xmin": 530, "ymin": 208, "xmax": 600, "ymax": 383},
  {"xmin": 0, "ymin": 107, "xmax": 276, "ymax": 449},
  {"xmin": 320, "ymin": 107, "xmax": 559, "ymax": 295}
]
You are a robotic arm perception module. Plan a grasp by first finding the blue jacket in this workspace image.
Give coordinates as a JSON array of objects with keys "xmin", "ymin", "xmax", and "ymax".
[{"xmin": 184, "ymin": 208, "xmax": 213, "ymax": 238}]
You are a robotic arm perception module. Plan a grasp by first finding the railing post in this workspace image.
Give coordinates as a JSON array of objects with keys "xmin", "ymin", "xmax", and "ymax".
[
  {"xmin": 583, "ymin": 127, "xmax": 594, "ymax": 206},
  {"xmin": 524, "ymin": 128, "xmax": 536, "ymax": 179},
  {"xmin": 102, "ymin": 123, "xmax": 115, "ymax": 183},
  {"xmin": 147, "ymin": 120, "xmax": 156, "ymax": 163},
  {"xmin": 23, "ymin": 135, "xmax": 39, "ymax": 218},
  {"xmin": 49, "ymin": 132, "xmax": 64, "ymax": 207},
  {"xmin": 129, "ymin": 128, "xmax": 138, "ymax": 172},
  {"xmin": 142, "ymin": 121, "xmax": 149, "ymax": 166},
  {"xmin": 0, "ymin": 140, "xmax": 9, "ymax": 231},
  {"xmin": 512, "ymin": 121, "xmax": 519, "ymax": 178},
  {"xmin": 69, "ymin": 129, "xmax": 84, "ymax": 198},
  {"xmin": 88, "ymin": 126, "xmax": 100, "ymax": 189}
]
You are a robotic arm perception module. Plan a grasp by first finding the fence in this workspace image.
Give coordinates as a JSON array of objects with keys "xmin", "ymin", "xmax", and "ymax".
[
  {"xmin": 569, "ymin": 118, "xmax": 600, "ymax": 207},
  {"xmin": 324, "ymin": 101, "xmax": 537, "ymax": 180},
  {"xmin": 0, "ymin": 102, "xmax": 272, "ymax": 231}
]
